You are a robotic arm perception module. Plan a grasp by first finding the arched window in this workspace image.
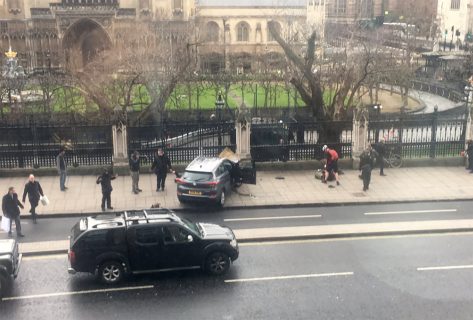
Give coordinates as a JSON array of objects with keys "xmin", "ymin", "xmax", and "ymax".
[
  {"xmin": 236, "ymin": 22, "xmax": 250, "ymax": 42},
  {"xmin": 267, "ymin": 21, "xmax": 281, "ymax": 42},
  {"xmin": 205, "ymin": 21, "xmax": 219, "ymax": 42}
]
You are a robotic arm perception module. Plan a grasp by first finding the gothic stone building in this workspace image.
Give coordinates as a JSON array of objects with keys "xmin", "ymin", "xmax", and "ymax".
[{"xmin": 0, "ymin": 0, "xmax": 390, "ymax": 74}]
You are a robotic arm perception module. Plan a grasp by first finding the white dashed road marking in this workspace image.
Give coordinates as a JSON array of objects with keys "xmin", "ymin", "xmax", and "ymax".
[
  {"xmin": 224, "ymin": 214, "xmax": 322, "ymax": 222},
  {"xmin": 364, "ymin": 209, "xmax": 457, "ymax": 216},
  {"xmin": 2, "ymin": 285, "xmax": 155, "ymax": 301},
  {"xmin": 417, "ymin": 264, "xmax": 473, "ymax": 271},
  {"xmin": 224, "ymin": 272, "xmax": 354, "ymax": 283}
]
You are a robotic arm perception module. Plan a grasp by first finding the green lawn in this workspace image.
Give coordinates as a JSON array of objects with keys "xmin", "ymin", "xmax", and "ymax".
[{"xmin": 1, "ymin": 81, "xmax": 312, "ymax": 113}]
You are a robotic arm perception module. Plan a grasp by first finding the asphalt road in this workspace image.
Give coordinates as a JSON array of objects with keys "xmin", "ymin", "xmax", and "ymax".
[
  {"xmin": 1, "ymin": 200, "xmax": 472, "ymax": 243},
  {"xmin": 1, "ymin": 232, "xmax": 472, "ymax": 319}
]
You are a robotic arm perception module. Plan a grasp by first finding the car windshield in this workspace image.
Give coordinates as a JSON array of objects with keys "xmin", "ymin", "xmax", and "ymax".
[
  {"xmin": 181, "ymin": 217, "xmax": 202, "ymax": 235},
  {"xmin": 182, "ymin": 171, "xmax": 213, "ymax": 182}
]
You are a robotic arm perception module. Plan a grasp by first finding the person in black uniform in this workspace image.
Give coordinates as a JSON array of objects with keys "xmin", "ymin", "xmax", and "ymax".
[
  {"xmin": 359, "ymin": 145, "xmax": 378, "ymax": 191},
  {"xmin": 151, "ymin": 148, "xmax": 174, "ymax": 192},
  {"xmin": 96, "ymin": 168, "xmax": 117, "ymax": 211},
  {"xmin": 22, "ymin": 174, "xmax": 44, "ymax": 224},
  {"xmin": 372, "ymin": 138, "xmax": 387, "ymax": 176}
]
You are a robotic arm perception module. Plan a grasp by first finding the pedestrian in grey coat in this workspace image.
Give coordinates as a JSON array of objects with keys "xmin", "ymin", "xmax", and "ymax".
[{"xmin": 129, "ymin": 151, "xmax": 142, "ymax": 194}]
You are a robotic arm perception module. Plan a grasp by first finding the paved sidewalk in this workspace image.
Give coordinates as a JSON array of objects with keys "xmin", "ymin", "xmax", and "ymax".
[{"xmin": 0, "ymin": 166, "xmax": 472, "ymax": 216}]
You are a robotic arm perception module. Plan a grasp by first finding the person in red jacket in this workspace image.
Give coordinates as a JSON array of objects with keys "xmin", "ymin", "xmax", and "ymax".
[{"xmin": 322, "ymin": 145, "xmax": 340, "ymax": 186}]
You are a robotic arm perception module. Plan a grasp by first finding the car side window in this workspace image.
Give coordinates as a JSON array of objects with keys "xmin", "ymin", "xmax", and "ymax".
[
  {"xmin": 223, "ymin": 161, "xmax": 233, "ymax": 173},
  {"xmin": 162, "ymin": 226, "xmax": 190, "ymax": 244},
  {"xmin": 135, "ymin": 227, "xmax": 159, "ymax": 245},
  {"xmin": 216, "ymin": 164, "xmax": 226, "ymax": 177}
]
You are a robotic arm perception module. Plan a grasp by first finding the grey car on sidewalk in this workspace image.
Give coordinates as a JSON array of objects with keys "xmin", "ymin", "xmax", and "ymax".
[{"xmin": 175, "ymin": 156, "xmax": 256, "ymax": 207}]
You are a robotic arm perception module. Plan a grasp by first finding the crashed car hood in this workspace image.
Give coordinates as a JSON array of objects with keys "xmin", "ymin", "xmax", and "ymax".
[
  {"xmin": 0, "ymin": 239, "xmax": 15, "ymax": 255},
  {"xmin": 199, "ymin": 223, "xmax": 234, "ymax": 240}
]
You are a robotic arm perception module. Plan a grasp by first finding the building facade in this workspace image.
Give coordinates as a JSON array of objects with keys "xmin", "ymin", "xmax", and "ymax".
[
  {"xmin": 4, "ymin": 0, "xmax": 441, "ymax": 76},
  {"xmin": 437, "ymin": 0, "xmax": 472, "ymax": 44},
  {"xmin": 196, "ymin": 0, "xmax": 306, "ymax": 73}
]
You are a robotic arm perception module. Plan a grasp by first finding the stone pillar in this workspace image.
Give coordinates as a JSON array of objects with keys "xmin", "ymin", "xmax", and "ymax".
[
  {"xmin": 351, "ymin": 109, "xmax": 369, "ymax": 169},
  {"xmin": 235, "ymin": 103, "xmax": 251, "ymax": 160},
  {"xmin": 112, "ymin": 123, "xmax": 128, "ymax": 163}
]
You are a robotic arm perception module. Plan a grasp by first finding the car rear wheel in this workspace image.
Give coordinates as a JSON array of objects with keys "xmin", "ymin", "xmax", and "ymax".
[
  {"xmin": 217, "ymin": 189, "xmax": 226, "ymax": 207},
  {"xmin": 205, "ymin": 252, "xmax": 230, "ymax": 275},
  {"xmin": 98, "ymin": 261, "xmax": 124, "ymax": 285}
]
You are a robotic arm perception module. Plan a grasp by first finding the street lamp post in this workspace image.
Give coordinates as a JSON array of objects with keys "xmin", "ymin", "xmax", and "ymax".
[
  {"xmin": 464, "ymin": 85, "xmax": 473, "ymax": 119},
  {"xmin": 373, "ymin": 104, "xmax": 383, "ymax": 142},
  {"xmin": 215, "ymin": 92, "xmax": 225, "ymax": 145}
]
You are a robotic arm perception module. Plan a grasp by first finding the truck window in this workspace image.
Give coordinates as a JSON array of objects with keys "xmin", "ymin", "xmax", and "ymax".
[
  {"xmin": 135, "ymin": 227, "xmax": 159, "ymax": 245},
  {"xmin": 81, "ymin": 229, "xmax": 124, "ymax": 248},
  {"xmin": 162, "ymin": 226, "xmax": 190, "ymax": 244}
]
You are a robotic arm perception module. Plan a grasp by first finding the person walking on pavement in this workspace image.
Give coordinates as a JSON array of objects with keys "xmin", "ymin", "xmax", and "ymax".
[
  {"xmin": 359, "ymin": 145, "xmax": 378, "ymax": 191},
  {"xmin": 22, "ymin": 174, "xmax": 44, "ymax": 224},
  {"xmin": 129, "ymin": 151, "xmax": 142, "ymax": 194},
  {"xmin": 2, "ymin": 187, "xmax": 25, "ymax": 238},
  {"xmin": 57, "ymin": 148, "xmax": 68, "ymax": 191},
  {"xmin": 96, "ymin": 168, "xmax": 117, "ymax": 211},
  {"xmin": 322, "ymin": 145, "xmax": 340, "ymax": 186},
  {"xmin": 151, "ymin": 148, "xmax": 174, "ymax": 192},
  {"xmin": 465, "ymin": 140, "xmax": 473, "ymax": 173},
  {"xmin": 372, "ymin": 138, "xmax": 387, "ymax": 176}
]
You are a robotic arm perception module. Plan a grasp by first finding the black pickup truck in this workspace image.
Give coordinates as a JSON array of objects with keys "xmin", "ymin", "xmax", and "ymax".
[
  {"xmin": 68, "ymin": 209, "xmax": 239, "ymax": 284},
  {"xmin": 0, "ymin": 239, "xmax": 22, "ymax": 298}
]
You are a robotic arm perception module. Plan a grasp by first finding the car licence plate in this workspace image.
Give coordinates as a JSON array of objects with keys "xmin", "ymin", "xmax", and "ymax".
[{"xmin": 189, "ymin": 190, "xmax": 202, "ymax": 195}]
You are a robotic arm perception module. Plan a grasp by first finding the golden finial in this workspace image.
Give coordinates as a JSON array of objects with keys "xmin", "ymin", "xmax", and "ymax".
[{"xmin": 5, "ymin": 46, "xmax": 17, "ymax": 59}]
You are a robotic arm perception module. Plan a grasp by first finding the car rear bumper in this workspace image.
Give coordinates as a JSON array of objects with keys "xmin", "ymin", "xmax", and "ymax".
[{"xmin": 68, "ymin": 267, "xmax": 77, "ymax": 275}]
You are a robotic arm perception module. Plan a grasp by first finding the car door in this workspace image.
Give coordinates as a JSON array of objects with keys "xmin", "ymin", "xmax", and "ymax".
[
  {"xmin": 239, "ymin": 159, "xmax": 256, "ymax": 185},
  {"xmin": 159, "ymin": 224, "xmax": 201, "ymax": 269},
  {"xmin": 219, "ymin": 162, "xmax": 232, "ymax": 193},
  {"xmin": 127, "ymin": 225, "xmax": 162, "ymax": 272}
]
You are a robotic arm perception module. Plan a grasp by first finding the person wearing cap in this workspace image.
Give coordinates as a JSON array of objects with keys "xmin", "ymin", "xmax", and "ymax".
[{"xmin": 322, "ymin": 145, "xmax": 340, "ymax": 186}]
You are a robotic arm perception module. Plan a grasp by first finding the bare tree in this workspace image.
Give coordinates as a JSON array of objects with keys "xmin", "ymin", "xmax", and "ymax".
[{"xmin": 268, "ymin": 21, "xmax": 383, "ymax": 142}]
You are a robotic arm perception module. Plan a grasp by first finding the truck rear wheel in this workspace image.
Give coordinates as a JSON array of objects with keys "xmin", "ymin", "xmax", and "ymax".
[{"xmin": 98, "ymin": 261, "xmax": 124, "ymax": 285}]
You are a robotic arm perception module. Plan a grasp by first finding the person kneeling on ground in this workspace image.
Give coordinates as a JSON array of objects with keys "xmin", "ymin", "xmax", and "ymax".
[{"xmin": 322, "ymin": 145, "xmax": 340, "ymax": 186}]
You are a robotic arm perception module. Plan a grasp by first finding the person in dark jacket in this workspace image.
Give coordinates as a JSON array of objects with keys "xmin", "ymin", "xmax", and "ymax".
[
  {"xmin": 129, "ymin": 151, "xmax": 142, "ymax": 194},
  {"xmin": 466, "ymin": 140, "xmax": 473, "ymax": 173},
  {"xmin": 2, "ymin": 187, "xmax": 25, "ymax": 237},
  {"xmin": 151, "ymin": 148, "xmax": 174, "ymax": 192},
  {"xmin": 96, "ymin": 168, "xmax": 117, "ymax": 211},
  {"xmin": 359, "ymin": 145, "xmax": 378, "ymax": 191},
  {"xmin": 372, "ymin": 138, "xmax": 386, "ymax": 176},
  {"xmin": 57, "ymin": 148, "xmax": 68, "ymax": 191},
  {"xmin": 22, "ymin": 174, "xmax": 44, "ymax": 224}
]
